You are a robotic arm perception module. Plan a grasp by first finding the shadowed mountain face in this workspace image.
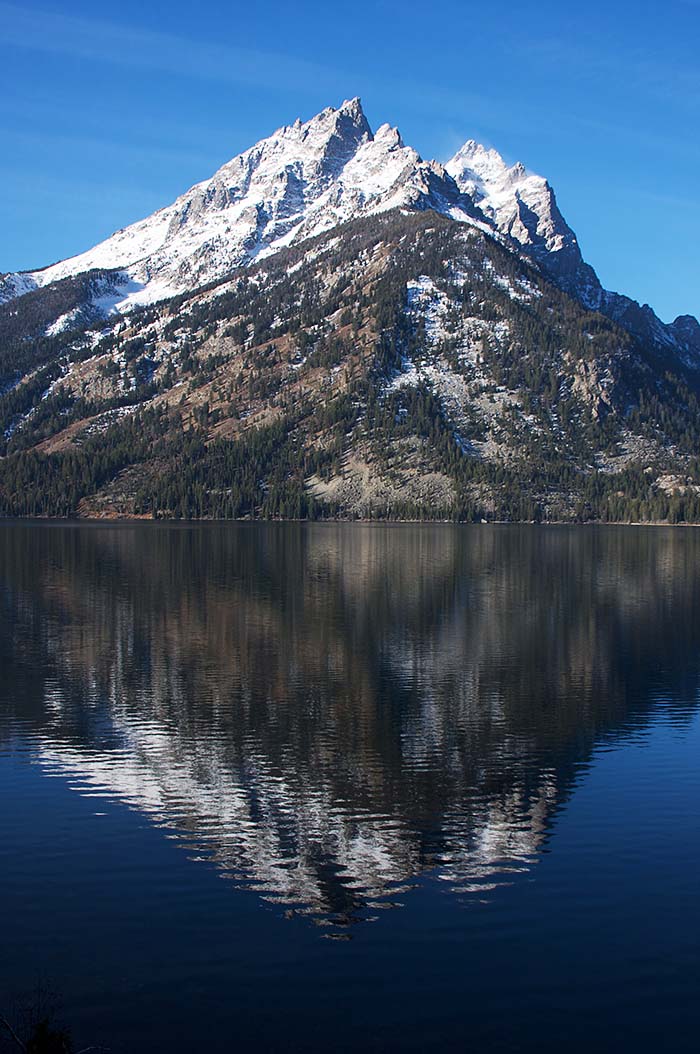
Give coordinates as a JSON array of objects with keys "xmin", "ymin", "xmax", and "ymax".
[{"xmin": 1, "ymin": 523, "xmax": 699, "ymax": 933}]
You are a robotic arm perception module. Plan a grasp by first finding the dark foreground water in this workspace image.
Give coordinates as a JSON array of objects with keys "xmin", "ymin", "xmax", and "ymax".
[{"xmin": 0, "ymin": 523, "xmax": 699, "ymax": 1053}]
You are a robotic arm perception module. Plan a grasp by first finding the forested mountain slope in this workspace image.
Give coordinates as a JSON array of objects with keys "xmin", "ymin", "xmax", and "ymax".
[{"xmin": 3, "ymin": 210, "xmax": 700, "ymax": 522}]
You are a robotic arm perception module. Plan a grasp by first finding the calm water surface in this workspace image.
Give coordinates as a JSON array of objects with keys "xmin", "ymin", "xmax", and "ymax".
[{"xmin": 0, "ymin": 522, "xmax": 699, "ymax": 1052}]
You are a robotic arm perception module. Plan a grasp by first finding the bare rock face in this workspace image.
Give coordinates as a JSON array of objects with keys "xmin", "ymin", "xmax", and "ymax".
[
  {"xmin": 571, "ymin": 357, "xmax": 616, "ymax": 420},
  {"xmin": 671, "ymin": 315, "xmax": 700, "ymax": 358}
]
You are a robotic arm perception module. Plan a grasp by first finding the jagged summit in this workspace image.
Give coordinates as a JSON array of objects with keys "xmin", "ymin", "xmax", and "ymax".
[
  {"xmin": 0, "ymin": 97, "xmax": 478, "ymax": 314},
  {"xmin": 0, "ymin": 97, "xmax": 696, "ymax": 360},
  {"xmin": 270, "ymin": 96, "xmax": 372, "ymax": 158},
  {"xmin": 445, "ymin": 140, "xmax": 699, "ymax": 358},
  {"xmin": 446, "ymin": 140, "xmax": 583, "ymax": 276}
]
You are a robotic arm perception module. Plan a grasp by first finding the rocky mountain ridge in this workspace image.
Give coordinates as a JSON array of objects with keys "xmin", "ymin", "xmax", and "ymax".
[
  {"xmin": 445, "ymin": 138, "xmax": 700, "ymax": 360},
  {"xmin": 0, "ymin": 99, "xmax": 481, "ymax": 313},
  {"xmin": 2, "ymin": 98, "xmax": 696, "ymax": 360}
]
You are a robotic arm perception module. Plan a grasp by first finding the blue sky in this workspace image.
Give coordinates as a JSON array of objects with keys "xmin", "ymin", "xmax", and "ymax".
[{"xmin": 1, "ymin": 0, "xmax": 698, "ymax": 322}]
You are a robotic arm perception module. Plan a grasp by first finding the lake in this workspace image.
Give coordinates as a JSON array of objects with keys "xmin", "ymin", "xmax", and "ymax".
[{"xmin": 1, "ymin": 522, "xmax": 699, "ymax": 1052}]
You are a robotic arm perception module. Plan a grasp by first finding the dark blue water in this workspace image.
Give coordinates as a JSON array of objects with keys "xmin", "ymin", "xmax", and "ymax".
[{"xmin": 0, "ymin": 523, "xmax": 699, "ymax": 1052}]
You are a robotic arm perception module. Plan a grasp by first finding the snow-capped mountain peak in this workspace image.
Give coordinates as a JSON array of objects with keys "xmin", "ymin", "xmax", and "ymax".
[
  {"xmin": 448, "ymin": 139, "xmax": 513, "ymax": 186},
  {"xmin": 0, "ymin": 98, "xmax": 696, "ymax": 362},
  {"xmin": 1, "ymin": 98, "xmax": 479, "ymax": 313},
  {"xmin": 445, "ymin": 138, "xmax": 699, "ymax": 358},
  {"xmin": 446, "ymin": 139, "xmax": 582, "ymax": 273}
]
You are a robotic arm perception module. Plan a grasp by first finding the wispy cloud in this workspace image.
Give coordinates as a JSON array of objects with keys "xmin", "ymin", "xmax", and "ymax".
[
  {"xmin": 0, "ymin": 2, "xmax": 344, "ymax": 98},
  {"xmin": 4, "ymin": 3, "xmax": 699, "ymax": 138},
  {"xmin": 513, "ymin": 26, "xmax": 700, "ymax": 112}
]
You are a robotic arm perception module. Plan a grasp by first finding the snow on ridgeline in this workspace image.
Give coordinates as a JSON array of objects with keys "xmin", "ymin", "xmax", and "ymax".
[
  {"xmin": 1, "ymin": 97, "xmax": 697, "ymax": 360},
  {"xmin": 445, "ymin": 140, "xmax": 582, "ymax": 272},
  {"xmin": 0, "ymin": 99, "xmax": 482, "ymax": 315}
]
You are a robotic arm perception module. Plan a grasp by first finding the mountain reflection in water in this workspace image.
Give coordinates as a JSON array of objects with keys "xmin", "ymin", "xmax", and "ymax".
[{"xmin": 1, "ymin": 522, "xmax": 699, "ymax": 933}]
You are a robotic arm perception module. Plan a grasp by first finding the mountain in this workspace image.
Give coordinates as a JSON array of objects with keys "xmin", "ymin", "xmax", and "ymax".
[
  {"xmin": 2, "ymin": 96, "xmax": 696, "ymax": 361},
  {"xmin": 1, "ymin": 98, "xmax": 700, "ymax": 523},
  {"xmin": 0, "ymin": 99, "xmax": 481, "ymax": 314}
]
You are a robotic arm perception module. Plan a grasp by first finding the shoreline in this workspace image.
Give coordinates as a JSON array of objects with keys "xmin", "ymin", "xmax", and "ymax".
[{"xmin": 1, "ymin": 516, "xmax": 700, "ymax": 529}]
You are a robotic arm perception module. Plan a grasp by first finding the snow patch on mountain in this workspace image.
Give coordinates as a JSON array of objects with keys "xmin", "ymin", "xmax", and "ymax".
[{"xmin": 0, "ymin": 272, "xmax": 39, "ymax": 305}]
